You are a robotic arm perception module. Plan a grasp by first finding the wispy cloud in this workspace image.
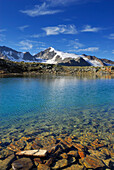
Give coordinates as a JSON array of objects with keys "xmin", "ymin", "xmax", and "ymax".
[
  {"xmin": 68, "ymin": 39, "xmax": 84, "ymax": 49},
  {"xmin": 0, "ymin": 34, "xmax": 6, "ymax": 42},
  {"xmin": 67, "ymin": 39, "xmax": 99, "ymax": 53},
  {"xmin": 108, "ymin": 33, "xmax": 114, "ymax": 39},
  {"xmin": 18, "ymin": 25, "xmax": 29, "ymax": 31},
  {"xmin": 112, "ymin": 50, "xmax": 114, "ymax": 54},
  {"xmin": 18, "ymin": 40, "xmax": 33, "ymax": 50},
  {"xmin": 44, "ymin": 0, "xmax": 76, "ymax": 6},
  {"xmin": 44, "ymin": 0, "xmax": 99, "ymax": 6},
  {"xmin": 42, "ymin": 25, "xmax": 78, "ymax": 35},
  {"xmin": 30, "ymin": 33, "xmax": 46, "ymax": 38},
  {"xmin": 20, "ymin": 2, "xmax": 61, "ymax": 17},
  {"xmin": 81, "ymin": 25, "xmax": 101, "ymax": 32},
  {"xmin": 76, "ymin": 47, "xmax": 99, "ymax": 52},
  {"xmin": 36, "ymin": 47, "xmax": 47, "ymax": 51},
  {"xmin": 0, "ymin": 29, "xmax": 6, "ymax": 32},
  {"xmin": 30, "ymin": 34, "xmax": 40, "ymax": 38},
  {"xmin": 20, "ymin": 0, "xmax": 101, "ymax": 17},
  {"xmin": 18, "ymin": 39, "xmax": 46, "ymax": 51}
]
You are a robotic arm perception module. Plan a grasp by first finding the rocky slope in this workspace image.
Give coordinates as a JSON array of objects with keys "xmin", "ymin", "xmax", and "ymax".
[{"xmin": 0, "ymin": 46, "xmax": 114, "ymax": 67}]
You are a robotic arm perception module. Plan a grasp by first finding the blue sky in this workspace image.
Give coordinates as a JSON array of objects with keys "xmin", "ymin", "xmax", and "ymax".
[{"xmin": 0, "ymin": 0, "xmax": 114, "ymax": 60}]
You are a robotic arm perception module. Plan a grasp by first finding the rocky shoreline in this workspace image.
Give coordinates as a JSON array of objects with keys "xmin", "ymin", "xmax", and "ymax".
[
  {"xmin": 0, "ymin": 132, "xmax": 114, "ymax": 170},
  {"xmin": 0, "ymin": 59, "xmax": 114, "ymax": 76}
]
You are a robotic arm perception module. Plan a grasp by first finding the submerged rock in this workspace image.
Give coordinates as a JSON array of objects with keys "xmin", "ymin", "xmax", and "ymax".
[
  {"xmin": 67, "ymin": 150, "xmax": 78, "ymax": 158},
  {"xmin": 60, "ymin": 152, "xmax": 68, "ymax": 159},
  {"xmin": 37, "ymin": 164, "xmax": 50, "ymax": 170},
  {"xmin": 83, "ymin": 155, "xmax": 105, "ymax": 169},
  {"xmin": 12, "ymin": 158, "xmax": 33, "ymax": 170},
  {"xmin": 88, "ymin": 149, "xmax": 107, "ymax": 160},
  {"xmin": 34, "ymin": 157, "xmax": 43, "ymax": 166},
  {"xmin": 66, "ymin": 164, "xmax": 84, "ymax": 170},
  {"xmin": 16, "ymin": 149, "xmax": 47, "ymax": 157},
  {"xmin": 103, "ymin": 158, "xmax": 114, "ymax": 169},
  {"xmin": 78, "ymin": 151, "xmax": 85, "ymax": 160},
  {"xmin": 52, "ymin": 158, "xmax": 68, "ymax": 169},
  {"xmin": 0, "ymin": 154, "xmax": 15, "ymax": 170}
]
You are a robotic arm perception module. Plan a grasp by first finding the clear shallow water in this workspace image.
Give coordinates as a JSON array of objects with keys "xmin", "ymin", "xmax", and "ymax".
[{"xmin": 0, "ymin": 76, "xmax": 114, "ymax": 145}]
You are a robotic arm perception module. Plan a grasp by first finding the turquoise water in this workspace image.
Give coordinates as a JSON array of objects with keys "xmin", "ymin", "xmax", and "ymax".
[{"xmin": 0, "ymin": 76, "xmax": 114, "ymax": 144}]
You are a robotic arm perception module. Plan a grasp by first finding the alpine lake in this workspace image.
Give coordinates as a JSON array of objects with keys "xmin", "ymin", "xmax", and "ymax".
[{"xmin": 0, "ymin": 74, "xmax": 114, "ymax": 169}]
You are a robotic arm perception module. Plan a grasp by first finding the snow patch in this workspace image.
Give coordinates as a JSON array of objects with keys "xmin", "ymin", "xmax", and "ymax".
[
  {"xmin": 103, "ymin": 62, "xmax": 114, "ymax": 66},
  {"xmin": 17, "ymin": 53, "xmax": 24, "ymax": 59},
  {"xmin": 47, "ymin": 47, "xmax": 81, "ymax": 64},
  {"xmin": 83, "ymin": 57, "xmax": 102, "ymax": 66}
]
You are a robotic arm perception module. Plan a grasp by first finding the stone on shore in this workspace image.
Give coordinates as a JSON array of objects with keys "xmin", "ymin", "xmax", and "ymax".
[{"xmin": 12, "ymin": 158, "xmax": 33, "ymax": 170}]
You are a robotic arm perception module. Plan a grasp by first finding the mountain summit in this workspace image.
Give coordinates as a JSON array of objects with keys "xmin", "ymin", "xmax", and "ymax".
[{"xmin": 0, "ymin": 46, "xmax": 114, "ymax": 66}]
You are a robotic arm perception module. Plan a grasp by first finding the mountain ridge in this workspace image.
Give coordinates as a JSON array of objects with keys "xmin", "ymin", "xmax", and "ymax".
[{"xmin": 0, "ymin": 46, "xmax": 114, "ymax": 67}]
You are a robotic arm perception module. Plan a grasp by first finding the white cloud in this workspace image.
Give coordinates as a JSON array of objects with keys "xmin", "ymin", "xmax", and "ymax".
[
  {"xmin": 18, "ymin": 40, "xmax": 33, "ymax": 50},
  {"xmin": 20, "ymin": 2, "xmax": 61, "ymax": 17},
  {"xmin": 76, "ymin": 47, "xmax": 99, "ymax": 52},
  {"xmin": 42, "ymin": 25, "xmax": 78, "ymax": 35},
  {"xmin": 112, "ymin": 50, "xmax": 114, "ymax": 54},
  {"xmin": 81, "ymin": 25, "xmax": 101, "ymax": 32},
  {"xmin": 108, "ymin": 33, "xmax": 114, "ymax": 39},
  {"xmin": 18, "ymin": 25, "xmax": 29, "ymax": 31}
]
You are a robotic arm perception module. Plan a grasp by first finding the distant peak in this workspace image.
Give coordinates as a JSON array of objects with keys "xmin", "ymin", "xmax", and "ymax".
[{"xmin": 48, "ymin": 47, "xmax": 55, "ymax": 52}]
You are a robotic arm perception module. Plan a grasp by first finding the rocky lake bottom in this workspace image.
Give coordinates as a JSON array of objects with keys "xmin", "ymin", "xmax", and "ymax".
[{"xmin": 0, "ymin": 75, "xmax": 114, "ymax": 169}]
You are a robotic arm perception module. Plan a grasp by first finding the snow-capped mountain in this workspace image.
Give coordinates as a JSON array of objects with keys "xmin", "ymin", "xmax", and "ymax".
[
  {"xmin": 0, "ymin": 46, "xmax": 36, "ymax": 62},
  {"xmin": 0, "ymin": 46, "xmax": 114, "ymax": 66},
  {"xmin": 35, "ymin": 47, "xmax": 114, "ymax": 66}
]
